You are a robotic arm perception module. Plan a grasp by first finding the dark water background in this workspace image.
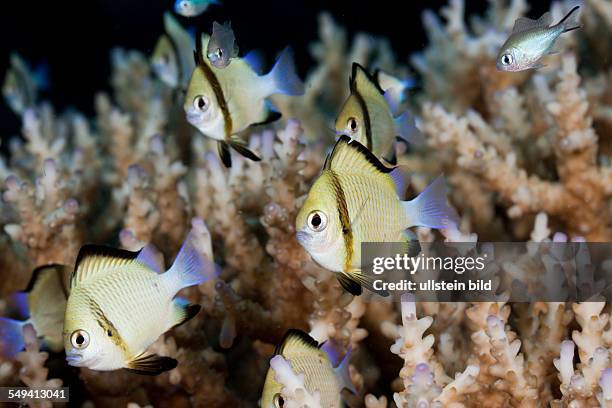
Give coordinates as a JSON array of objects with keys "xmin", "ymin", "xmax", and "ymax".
[{"xmin": 0, "ymin": 0, "xmax": 551, "ymax": 149}]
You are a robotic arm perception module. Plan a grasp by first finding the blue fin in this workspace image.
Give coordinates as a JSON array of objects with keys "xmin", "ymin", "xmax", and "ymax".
[
  {"xmin": 401, "ymin": 175, "xmax": 459, "ymax": 229},
  {"xmin": 167, "ymin": 233, "xmax": 219, "ymax": 289},
  {"xmin": 390, "ymin": 166, "xmax": 408, "ymax": 197},
  {"xmin": 136, "ymin": 244, "xmax": 164, "ymax": 273},
  {"xmin": 395, "ymin": 111, "xmax": 425, "ymax": 146},
  {"xmin": 244, "ymin": 49, "xmax": 265, "ymax": 74},
  {"xmin": 0, "ymin": 318, "xmax": 26, "ymax": 358},
  {"xmin": 267, "ymin": 47, "xmax": 304, "ymax": 96},
  {"xmin": 320, "ymin": 340, "xmax": 342, "ymax": 367},
  {"xmin": 334, "ymin": 345, "xmax": 357, "ymax": 394},
  {"xmin": 10, "ymin": 292, "xmax": 30, "ymax": 319}
]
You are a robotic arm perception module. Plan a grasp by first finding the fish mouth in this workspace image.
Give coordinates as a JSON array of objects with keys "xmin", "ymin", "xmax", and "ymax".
[
  {"xmin": 65, "ymin": 353, "xmax": 84, "ymax": 367},
  {"xmin": 295, "ymin": 231, "xmax": 311, "ymax": 245},
  {"xmin": 185, "ymin": 109, "xmax": 204, "ymax": 127}
]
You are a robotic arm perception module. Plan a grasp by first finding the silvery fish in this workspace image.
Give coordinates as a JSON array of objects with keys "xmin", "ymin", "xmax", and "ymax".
[
  {"xmin": 296, "ymin": 136, "xmax": 458, "ymax": 296},
  {"xmin": 260, "ymin": 329, "xmax": 354, "ymax": 408},
  {"xmin": 63, "ymin": 234, "xmax": 218, "ymax": 375},
  {"xmin": 184, "ymin": 32, "xmax": 304, "ymax": 167},
  {"xmin": 496, "ymin": 6, "xmax": 580, "ymax": 72},
  {"xmin": 374, "ymin": 69, "xmax": 416, "ymax": 116},
  {"xmin": 335, "ymin": 63, "xmax": 423, "ymax": 164},
  {"xmin": 0, "ymin": 264, "xmax": 71, "ymax": 358},
  {"xmin": 2, "ymin": 53, "xmax": 47, "ymax": 115},
  {"xmin": 174, "ymin": 0, "xmax": 219, "ymax": 17},
  {"xmin": 151, "ymin": 12, "xmax": 195, "ymax": 89},
  {"xmin": 207, "ymin": 21, "xmax": 239, "ymax": 69}
]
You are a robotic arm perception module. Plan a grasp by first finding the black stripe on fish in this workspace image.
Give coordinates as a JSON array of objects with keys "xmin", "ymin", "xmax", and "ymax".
[
  {"xmin": 87, "ymin": 293, "xmax": 127, "ymax": 352},
  {"xmin": 194, "ymin": 33, "xmax": 233, "ymax": 139},
  {"xmin": 350, "ymin": 62, "xmax": 385, "ymax": 95},
  {"xmin": 325, "ymin": 135, "xmax": 394, "ymax": 175},
  {"xmin": 329, "ymin": 170, "xmax": 354, "ymax": 273}
]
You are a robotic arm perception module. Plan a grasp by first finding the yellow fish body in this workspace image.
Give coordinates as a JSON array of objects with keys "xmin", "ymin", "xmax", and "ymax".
[
  {"xmin": 260, "ymin": 329, "xmax": 353, "ymax": 408},
  {"xmin": 335, "ymin": 63, "xmax": 421, "ymax": 163},
  {"xmin": 63, "ymin": 234, "xmax": 217, "ymax": 375},
  {"xmin": 0, "ymin": 264, "xmax": 71, "ymax": 357},
  {"xmin": 296, "ymin": 136, "xmax": 457, "ymax": 295},
  {"xmin": 151, "ymin": 12, "xmax": 195, "ymax": 89},
  {"xmin": 184, "ymin": 33, "xmax": 304, "ymax": 167}
]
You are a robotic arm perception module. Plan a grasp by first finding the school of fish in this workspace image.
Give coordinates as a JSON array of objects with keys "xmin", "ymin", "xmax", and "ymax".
[{"xmin": 0, "ymin": 2, "xmax": 585, "ymax": 406}]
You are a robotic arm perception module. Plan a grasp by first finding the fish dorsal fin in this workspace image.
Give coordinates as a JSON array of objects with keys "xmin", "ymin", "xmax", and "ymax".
[
  {"xmin": 275, "ymin": 329, "xmax": 319, "ymax": 356},
  {"xmin": 193, "ymin": 32, "xmax": 212, "ymax": 68},
  {"xmin": 325, "ymin": 135, "xmax": 394, "ymax": 176},
  {"xmin": 71, "ymin": 245, "xmax": 140, "ymax": 288},
  {"xmin": 512, "ymin": 12, "xmax": 551, "ymax": 33},
  {"xmin": 350, "ymin": 62, "xmax": 385, "ymax": 96}
]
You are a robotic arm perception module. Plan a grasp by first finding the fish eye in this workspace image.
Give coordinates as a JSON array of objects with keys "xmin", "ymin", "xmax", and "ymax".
[
  {"xmin": 273, "ymin": 394, "xmax": 285, "ymax": 408},
  {"xmin": 193, "ymin": 95, "xmax": 209, "ymax": 113},
  {"xmin": 347, "ymin": 117, "xmax": 359, "ymax": 133},
  {"xmin": 307, "ymin": 211, "xmax": 327, "ymax": 232},
  {"xmin": 501, "ymin": 53, "xmax": 513, "ymax": 66},
  {"xmin": 70, "ymin": 330, "xmax": 90, "ymax": 349},
  {"xmin": 181, "ymin": 1, "xmax": 189, "ymax": 8}
]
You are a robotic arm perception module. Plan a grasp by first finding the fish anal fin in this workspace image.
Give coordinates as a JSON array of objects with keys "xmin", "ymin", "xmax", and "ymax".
[
  {"xmin": 217, "ymin": 141, "xmax": 232, "ymax": 168},
  {"xmin": 229, "ymin": 136, "xmax": 261, "ymax": 163},
  {"xmin": 71, "ymin": 245, "xmax": 140, "ymax": 288},
  {"xmin": 125, "ymin": 352, "xmax": 177, "ymax": 376},
  {"xmin": 337, "ymin": 272, "xmax": 362, "ymax": 296},
  {"xmin": 168, "ymin": 297, "xmax": 201, "ymax": 330},
  {"xmin": 346, "ymin": 270, "xmax": 390, "ymax": 297},
  {"xmin": 250, "ymin": 109, "xmax": 282, "ymax": 127}
]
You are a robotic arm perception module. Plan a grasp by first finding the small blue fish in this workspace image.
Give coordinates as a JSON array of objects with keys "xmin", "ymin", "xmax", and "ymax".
[
  {"xmin": 2, "ymin": 53, "xmax": 48, "ymax": 116},
  {"xmin": 174, "ymin": 0, "xmax": 220, "ymax": 17},
  {"xmin": 207, "ymin": 21, "xmax": 239, "ymax": 68}
]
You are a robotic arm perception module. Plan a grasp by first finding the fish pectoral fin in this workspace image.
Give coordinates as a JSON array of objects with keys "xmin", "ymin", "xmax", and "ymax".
[
  {"xmin": 125, "ymin": 352, "xmax": 178, "ymax": 376},
  {"xmin": 217, "ymin": 141, "xmax": 232, "ymax": 168},
  {"xmin": 228, "ymin": 136, "xmax": 261, "ymax": 163},
  {"xmin": 169, "ymin": 297, "xmax": 201, "ymax": 330},
  {"xmin": 530, "ymin": 62, "xmax": 546, "ymax": 70}
]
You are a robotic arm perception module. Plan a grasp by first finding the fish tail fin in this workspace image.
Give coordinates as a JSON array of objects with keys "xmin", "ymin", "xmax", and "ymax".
[
  {"xmin": 167, "ymin": 232, "xmax": 219, "ymax": 290},
  {"xmin": 395, "ymin": 111, "xmax": 425, "ymax": 146},
  {"xmin": 0, "ymin": 317, "xmax": 26, "ymax": 358},
  {"xmin": 401, "ymin": 175, "xmax": 459, "ymax": 229},
  {"xmin": 267, "ymin": 47, "xmax": 304, "ymax": 96},
  {"xmin": 559, "ymin": 5, "xmax": 581, "ymax": 32},
  {"xmin": 168, "ymin": 297, "xmax": 201, "ymax": 329},
  {"xmin": 335, "ymin": 345, "xmax": 357, "ymax": 394}
]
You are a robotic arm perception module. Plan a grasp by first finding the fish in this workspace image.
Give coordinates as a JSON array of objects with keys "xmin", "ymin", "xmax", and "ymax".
[
  {"xmin": 374, "ymin": 69, "xmax": 416, "ymax": 116},
  {"xmin": 2, "ymin": 53, "xmax": 48, "ymax": 116},
  {"xmin": 335, "ymin": 63, "xmax": 423, "ymax": 164},
  {"xmin": 496, "ymin": 6, "xmax": 581, "ymax": 72},
  {"xmin": 151, "ymin": 13, "xmax": 195, "ymax": 89},
  {"xmin": 295, "ymin": 136, "xmax": 458, "ymax": 296},
  {"xmin": 260, "ymin": 329, "xmax": 355, "ymax": 408},
  {"xmin": 184, "ymin": 32, "xmax": 304, "ymax": 167},
  {"xmin": 174, "ymin": 0, "xmax": 219, "ymax": 17},
  {"xmin": 0, "ymin": 264, "xmax": 71, "ymax": 358},
  {"xmin": 207, "ymin": 21, "xmax": 239, "ymax": 69},
  {"xmin": 63, "ymin": 234, "xmax": 218, "ymax": 375}
]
